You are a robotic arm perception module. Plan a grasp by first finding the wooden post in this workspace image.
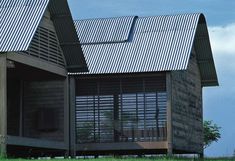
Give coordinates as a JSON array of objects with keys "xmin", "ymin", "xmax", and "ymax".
[
  {"xmin": 166, "ymin": 72, "xmax": 173, "ymax": 156},
  {"xmin": 69, "ymin": 77, "xmax": 76, "ymax": 158},
  {"xmin": 113, "ymin": 94, "xmax": 119, "ymax": 142},
  {"xmin": 0, "ymin": 55, "xmax": 7, "ymax": 156},
  {"xmin": 200, "ymin": 89, "xmax": 204, "ymax": 158},
  {"xmin": 19, "ymin": 80, "xmax": 24, "ymax": 137},
  {"xmin": 64, "ymin": 76, "xmax": 69, "ymax": 157},
  {"xmin": 199, "ymin": 152, "xmax": 204, "ymax": 159}
]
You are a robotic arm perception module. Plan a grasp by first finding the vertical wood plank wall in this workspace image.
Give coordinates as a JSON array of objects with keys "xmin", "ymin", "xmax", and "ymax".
[
  {"xmin": 171, "ymin": 49, "xmax": 203, "ymax": 154},
  {"xmin": 0, "ymin": 55, "xmax": 7, "ymax": 156}
]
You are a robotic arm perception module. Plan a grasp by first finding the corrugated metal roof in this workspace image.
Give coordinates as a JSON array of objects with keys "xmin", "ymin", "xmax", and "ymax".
[
  {"xmin": 75, "ymin": 16, "xmax": 137, "ymax": 44},
  {"xmin": 0, "ymin": 0, "xmax": 49, "ymax": 52},
  {"xmin": 71, "ymin": 13, "xmax": 218, "ymax": 86},
  {"xmin": 0, "ymin": 0, "xmax": 87, "ymax": 72}
]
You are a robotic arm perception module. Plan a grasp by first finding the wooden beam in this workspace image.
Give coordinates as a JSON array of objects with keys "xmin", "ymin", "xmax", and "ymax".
[
  {"xmin": 76, "ymin": 141, "xmax": 168, "ymax": 151},
  {"xmin": 73, "ymin": 72, "xmax": 166, "ymax": 80},
  {"xmin": 166, "ymin": 72, "xmax": 173, "ymax": 155},
  {"xmin": 7, "ymin": 52, "xmax": 67, "ymax": 77},
  {"xmin": 7, "ymin": 136, "xmax": 66, "ymax": 150},
  {"xmin": 69, "ymin": 77, "xmax": 76, "ymax": 157},
  {"xmin": 0, "ymin": 54, "xmax": 7, "ymax": 156}
]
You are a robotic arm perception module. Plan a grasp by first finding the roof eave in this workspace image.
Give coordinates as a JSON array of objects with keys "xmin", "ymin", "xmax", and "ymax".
[
  {"xmin": 194, "ymin": 14, "xmax": 219, "ymax": 87},
  {"xmin": 202, "ymin": 80, "xmax": 219, "ymax": 87},
  {"xmin": 48, "ymin": 0, "xmax": 87, "ymax": 72}
]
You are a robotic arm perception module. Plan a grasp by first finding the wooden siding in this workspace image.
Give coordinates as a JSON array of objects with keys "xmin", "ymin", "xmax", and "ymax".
[
  {"xmin": 23, "ymin": 80, "xmax": 65, "ymax": 141},
  {"xmin": 171, "ymin": 48, "xmax": 203, "ymax": 153},
  {"xmin": 18, "ymin": 9, "xmax": 66, "ymax": 68}
]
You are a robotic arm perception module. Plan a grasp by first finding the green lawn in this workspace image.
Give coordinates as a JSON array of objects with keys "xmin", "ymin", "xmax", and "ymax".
[
  {"xmin": 68, "ymin": 158, "xmax": 235, "ymax": 161},
  {"xmin": 0, "ymin": 157, "xmax": 235, "ymax": 161}
]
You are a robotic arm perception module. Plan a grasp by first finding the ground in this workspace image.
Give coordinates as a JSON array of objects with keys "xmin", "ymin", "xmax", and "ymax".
[{"xmin": 1, "ymin": 157, "xmax": 235, "ymax": 161}]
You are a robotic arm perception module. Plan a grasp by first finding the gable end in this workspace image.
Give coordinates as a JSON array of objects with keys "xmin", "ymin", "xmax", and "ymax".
[{"xmin": 18, "ymin": 9, "xmax": 66, "ymax": 68}]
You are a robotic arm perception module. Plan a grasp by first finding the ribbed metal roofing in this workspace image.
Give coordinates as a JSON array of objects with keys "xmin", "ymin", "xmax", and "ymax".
[
  {"xmin": 0, "ymin": 0, "xmax": 49, "ymax": 52},
  {"xmin": 0, "ymin": 0, "xmax": 87, "ymax": 72},
  {"xmin": 72, "ymin": 13, "xmax": 218, "ymax": 86},
  {"xmin": 75, "ymin": 16, "xmax": 137, "ymax": 44}
]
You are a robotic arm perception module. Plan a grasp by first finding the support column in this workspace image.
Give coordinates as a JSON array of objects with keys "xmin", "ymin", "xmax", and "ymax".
[
  {"xmin": 113, "ymin": 94, "xmax": 119, "ymax": 142},
  {"xmin": 166, "ymin": 72, "xmax": 173, "ymax": 156},
  {"xmin": 19, "ymin": 80, "xmax": 24, "ymax": 137},
  {"xmin": 200, "ymin": 88, "xmax": 204, "ymax": 158},
  {"xmin": 199, "ymin": 152, "xmax": 204, "ymax": 159},
  {"xmin": 64, "ymin": 76, "xmax": 69, "ymax": 157},
  {"xmin": 0, "ymin": 55, "xmax": 7, "ymax": 156},
  {"xmin": 69, "ymin": 77, "xmax": 76, "ymax": 158}
]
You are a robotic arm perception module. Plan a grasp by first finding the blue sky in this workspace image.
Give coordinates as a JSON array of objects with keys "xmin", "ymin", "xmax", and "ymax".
[{"xmin": 68, "ymin": 0, "xmax": 235, "ymax": 157}]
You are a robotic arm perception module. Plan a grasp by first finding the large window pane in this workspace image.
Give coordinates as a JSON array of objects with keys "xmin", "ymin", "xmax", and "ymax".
[{"xmin": 76, "ymin": 76, "xmax": 167, "ymax": 143}]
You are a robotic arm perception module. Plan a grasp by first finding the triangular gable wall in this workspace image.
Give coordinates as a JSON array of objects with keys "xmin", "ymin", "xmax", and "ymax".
[{"xmin": 19, "ymin": 9, "xmax": 66, "ymax": 68}]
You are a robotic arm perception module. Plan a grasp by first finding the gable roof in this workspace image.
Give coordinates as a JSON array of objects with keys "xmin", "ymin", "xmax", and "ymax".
[
  {"xmin": 0, "ymin": 0, "xmax": 87, "ymax": 72},
  {"xmin": 72, "ymin": 13, "xmax": 218, "ymax": 86}
]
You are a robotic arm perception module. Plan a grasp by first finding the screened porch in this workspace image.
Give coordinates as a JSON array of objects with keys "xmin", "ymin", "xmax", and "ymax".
[{"xmin": 75, "ymin": 73, "xmax": 167, "ymax": 147}]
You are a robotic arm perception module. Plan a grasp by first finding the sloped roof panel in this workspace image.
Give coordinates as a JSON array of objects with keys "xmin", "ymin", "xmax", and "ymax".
[
  {"xmin": 74, "ymin": 16, "xmax": 137, "ymax": 44},
  {"xmin": 72, "ymin": 13, "xmax": 218, "ymax": 86},
  {"xmin": 73, "ymin": 13, "xmax": 200, "ymax": 73},
  {"xmin": 0, "ymin": 0, "xmax": 49, "ymax": 52}
]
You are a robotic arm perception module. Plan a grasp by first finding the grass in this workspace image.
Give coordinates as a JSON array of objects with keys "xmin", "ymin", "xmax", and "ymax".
[
  {"xmin": 0, "ymin": 157, "xmax": 235, "ymax": 161},
  {"xmin": 69, "ymin": 158, "xmax": 235, "ymax": 161}
]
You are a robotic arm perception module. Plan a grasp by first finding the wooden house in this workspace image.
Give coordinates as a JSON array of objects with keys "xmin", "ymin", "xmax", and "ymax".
[
  {"xmin": 69, "ymin": 14, "xmax": 218, "ymax": 156},
  {"xmin": 0, "ymin": 0, "xmax": 87, "ymax": 157},
  {"xmin": 1, "ymin": 0, "xmax": 218, "ymax": 157}
]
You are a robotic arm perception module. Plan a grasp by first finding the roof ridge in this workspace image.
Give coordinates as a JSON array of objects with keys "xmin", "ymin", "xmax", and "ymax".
[
  {"xmin": 74, "ymin": 15, "xmax": 138, "ymax": 22},
  {"xmin": 74, "ymin": 13, "xmax": 202, "ymax": 21}
]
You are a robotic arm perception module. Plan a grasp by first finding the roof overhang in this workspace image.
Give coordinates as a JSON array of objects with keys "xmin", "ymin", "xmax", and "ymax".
[
  {"xmin": 194, "ymin": 14, "xmax": 219, "ymax": 87},
  {"xmin": 48, "ymin": 0, "xmax": 88, "ymax": 72}
]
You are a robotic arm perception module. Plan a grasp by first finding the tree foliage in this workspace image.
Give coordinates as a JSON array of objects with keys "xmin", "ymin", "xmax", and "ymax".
[{"xmin": 203, "ymin": 120, "xmax": 221, "ymax": 149}]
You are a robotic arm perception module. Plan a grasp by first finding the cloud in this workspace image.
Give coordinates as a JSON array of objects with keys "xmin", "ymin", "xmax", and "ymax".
[
  {"xmin": 205, "ymin": 23, "xmax": 235, "ymax": 157},
  {"xmin": 208, "ymin": 23, "xmax": 235, "ymax": 55}
]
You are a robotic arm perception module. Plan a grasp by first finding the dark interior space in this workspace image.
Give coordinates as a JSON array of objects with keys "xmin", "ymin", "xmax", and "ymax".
[
  {"xmin": 7, "ymin": 79, "xmax": 21, "ymax": 136},
  {"xmin": 7, "ymin": 60, "xmax": 65, "ymax": 141}
]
